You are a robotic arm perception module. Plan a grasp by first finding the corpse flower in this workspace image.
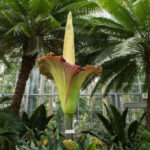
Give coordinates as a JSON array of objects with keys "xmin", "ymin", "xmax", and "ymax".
[{"xmin": 38, "ymin": 12, "xmax": 102, "ymax": 131}]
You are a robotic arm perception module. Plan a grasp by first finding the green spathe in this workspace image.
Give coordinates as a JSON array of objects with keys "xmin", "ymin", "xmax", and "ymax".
[{"xmin": 38, "ymin": 54, "xmax": 101, "ymax": 116}]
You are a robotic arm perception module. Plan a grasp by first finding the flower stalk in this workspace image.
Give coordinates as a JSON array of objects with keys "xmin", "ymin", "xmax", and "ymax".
[{"xmin": 65, "ymin": 114, "xmax": 73, "ymax": 130}]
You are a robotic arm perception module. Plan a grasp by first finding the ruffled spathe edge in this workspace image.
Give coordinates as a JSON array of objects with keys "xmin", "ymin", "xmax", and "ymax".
[
  {"xmin": 38, "ymin": 53, "xmax": 102, "ymax": 115},
  {"xmin": 38, "ymin": 52, "xmax": 101, "ymax": 79}
]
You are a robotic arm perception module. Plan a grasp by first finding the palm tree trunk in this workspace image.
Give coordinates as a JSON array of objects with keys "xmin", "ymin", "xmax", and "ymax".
[
  {"xmin": 142, "ymin": 44, "xmax": 150, "ymax": 128},
  {"xmin": 11, "ymin": 53, "xmax": 37, "ymax": 113},
  {"xmin": 146, "ymin": 73, "xmax": 150, "ymax": 128}
]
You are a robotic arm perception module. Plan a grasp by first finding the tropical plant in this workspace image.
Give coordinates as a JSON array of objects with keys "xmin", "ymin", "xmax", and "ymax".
[
  {"xmin": 0, "ymin": 0, "xmax": 100, "ymax": 113},
  {"xmin": 43, "ymin": 135, "xmax": 67, "ymax": 150},
  {"xmin": 0, "ymin": 109, "xmax": 24, "ymax": 150},
  {"xmin": 17, "ymin": 129, "xmax": 67, "ymax": 150},
  {"xmin": 16, "ymin": 129, "xmax": 42, "ymax": 150},
  {"xmin": 21, "ymin": 104, "xmax": 53, "ymax": 140},
  {"xmin": 16, "ymin": 104, "xmax": 55, "ymax": 149},
  {"xmin": 95, "ymin": 104, "xmax": 145, "ymax": 150},
  {"xmin": 75, "ymin": 134, "xmax": 98, "ymax": 150},
  {"xmin": 137, "ymin": 127, "xmax": 150, "ymax": 150},
  {"xmin": 80, "ymin": 0, "xmax": 150, "ymax": 129},
  {"xmin": 38, "ymin": 12, "xmax": 102, "ymax": 137},
  {"xmin": 43, "ymin": 133, "xmax": 100, "ymax": 150},
  {"xmin": 0, "ymin": 104, "xmax": 54, "ymax": 150}
]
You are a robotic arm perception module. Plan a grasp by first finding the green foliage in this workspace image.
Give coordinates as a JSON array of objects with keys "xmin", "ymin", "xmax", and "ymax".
[
  {"xmin": 16, "ymin": 128, "xmax": 66, "ymax": 150},
  {"xmin": 78, "ymin": 0, "xmax": 150, "ymax": 99},
  {"xmin": 0, "ymin": 0, "xmax": 102, "ymax": 113},
  {"xmin": 21, "ymin": 104, "xmax": 53, "ymax": 140},
  {"xmin": 94, "ymin": 104, "xmax": 145, "ymax": 149},
  {"xmin": 16, "ymin": 130, "xmax": 99, "ymax": 150},
  {"xmin": 0, "ymin": 104, "xmax": 103, "ymax": 150},
  {"xmin": 137, "ymin": 127, "xmax": 150, "ymax": 150},
  {"xmin": 0, "ymin": 110, "xmax": 23, "ymax": 150},
  {"xmin": 75, "ymin": 134, "xmax": 97, "ymax": 150},
  {"xmin": 16, "ymin": 104, "xmax": 58, "ymax": 149},
  {"xmin": 44, "ymin": 132, "xmax": 67, "ymax": 150},
  {"xmin": 0, "ymin": 0, "xmax": 100, "ymax": 58},
  {"xmin": 99, "ymin": 0, "xmax": 137, "ymax": 31},
  {"xmin": 0, "ymin": 104, "xmax": 53, "ymax": 150},
  {"xmin": 89, "ymin": 37, "xmax": 143, "ymax": 96},
  {"xmin": 0, "ymin": 104, "xmax": 65, "ymax": 150}
]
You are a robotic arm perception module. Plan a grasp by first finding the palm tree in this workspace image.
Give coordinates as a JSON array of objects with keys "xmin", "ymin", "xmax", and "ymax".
[
  {"xmin": 81, "ymin": 0, "xmax": 150, "ymax": 128},
  {"xmin": 0, "ymin": 0, "xmax": 99, "ymax": 113}
]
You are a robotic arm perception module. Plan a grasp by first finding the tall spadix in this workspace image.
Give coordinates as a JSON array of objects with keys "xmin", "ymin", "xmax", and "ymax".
[{"xmin": 63, "ymin": 11, "xmax": 75, "ymax": 65}]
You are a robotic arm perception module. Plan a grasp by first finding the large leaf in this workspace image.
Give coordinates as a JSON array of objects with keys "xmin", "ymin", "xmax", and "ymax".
[
  {"xmin": 30, "ymin": 104, "xmax": 47, "ymax": 131},
  {"xmin": 128, "ymin": 120, "xmax": 139, "ymax": 141},
  {"xmin": 45, "ymin": 115, "xmax": 53, "ymax": 125},
  {"xmin": 121, "ymin": 108, "xmax": 128, "ymax": 128},
  {"xmin": 21, "ymin": 111, "xmax": 30, "ymax": 127},
  {"xmin": 96, "ymin": 112, "xmax": 114, "ymax": 135},
  {"xmin": 110, "ymin": 105, "xmax": 125, "ymax": 142}
]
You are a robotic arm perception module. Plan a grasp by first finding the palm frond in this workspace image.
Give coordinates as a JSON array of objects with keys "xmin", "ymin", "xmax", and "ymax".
[
  {"xmin": 5, "ymin": 22, "xmax": 32, "ymax": 37},
  {"xmin": 76, "ymin": 43, "xmax": 118, "ymax": 66},
  {"xmin": 29, "ymin": 0, "xmax": 53, "ymax": 14},
  {"xmin": 115, "ymin": 61, "xmax": 138, "ymax": 91},
  {"xmin": 91, "ymin": 24, "xmax": 133, "ymax": 39},
  {"xmin": 113, "ymin": 37, "xmax": 144, "ymax": 54},
  {"xmin": 54, "ymin": 1, "xmax": 99, "ymax": 17},
  {"xmin": 103, "ymin": 61, "xmax": 137, "ymax": 95},
  {"xmin": 82, "ymin": 75, "xmax": 97, "ymax": 91},
  {"xmin": 98, "ymin": 0, "xmax": 138, "ymax": 31},
  {"xmin": 133, "ymin": 0, "xmax": 150, "ymax": 31},
  {"xmin": 75, "ymin": 18, "xmax": 134, "ymax": 41},
  {"xmin": 91, "ymin": 16, "xmax": 124, "ymax": 28},
  {"xmin": 35, "ymin": 13, "xmax": 61, "ymax": 28},
  {"xmin": 4, "ymin": 0, "xmax": 28, "ymax": 16},
  {"xmin": 123, "ymin": 65, "xmax": 139, "ymax": 92},
  {"xmin": 90, "ymin": 53, "xmax": 138, "ymax": 97}
]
